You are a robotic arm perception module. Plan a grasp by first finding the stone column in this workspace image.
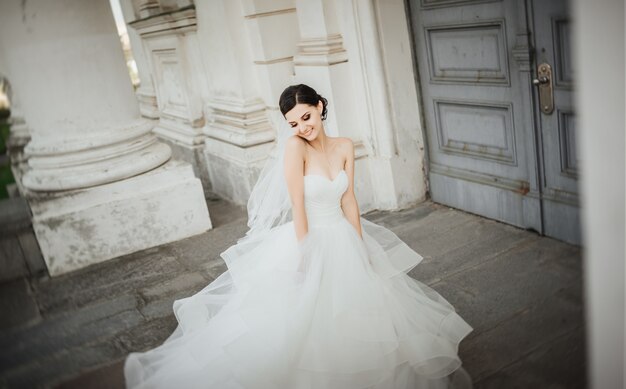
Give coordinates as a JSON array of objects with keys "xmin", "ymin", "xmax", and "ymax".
[
  {"xmin": 293, "ymin": 0, "xmax": 354, "ymax": 138},
  {"xmin": 290, "ymin": 0, "xmax": 427, "ymax": 211},
  {"xmin": 291, "ymin": 0, "xmax": 379, "ymax": 208},
  {"xmin": 120, "ymin": 0, "xmax": 160, "ymax": 119},
  {"xmin": 0, "ymin": 0, "xmax": 212, "ymax": 276},
  {"xmin": 194, "ymin": 0, "xmax": 282, "ymax": 205},
  {"xmin": 127, "ymin": 5, "xmax": 213, "ymax": 196}
]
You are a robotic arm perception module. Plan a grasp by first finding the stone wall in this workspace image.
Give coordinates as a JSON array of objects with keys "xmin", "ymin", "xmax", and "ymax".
[{"xmin": 121, "ymin": 0, "xmax": 428, "ymax": 210}]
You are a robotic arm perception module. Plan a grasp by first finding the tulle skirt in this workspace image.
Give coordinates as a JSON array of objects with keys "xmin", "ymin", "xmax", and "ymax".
[{"xmin": 124, "ymin": 216, "xmax": 473, "ymax": 389}]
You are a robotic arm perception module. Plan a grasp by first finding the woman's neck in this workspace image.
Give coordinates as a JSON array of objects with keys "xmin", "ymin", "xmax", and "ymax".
[{"xmin": 308, "ymin": 128, "xmax": 328, "ymax": 152}]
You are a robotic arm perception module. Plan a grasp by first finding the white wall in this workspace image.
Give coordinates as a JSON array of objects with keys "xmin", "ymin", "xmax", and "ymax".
[{"xmin": 573, "ymin": 0, "xmax": 625, "ymax": 387}]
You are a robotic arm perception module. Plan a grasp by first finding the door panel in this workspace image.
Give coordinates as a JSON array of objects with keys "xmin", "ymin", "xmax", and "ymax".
[
  {"xmin": 530, "ymin": 0, "xmax": 580, "ymax": 244},
  {"xmin": 408, "ymin": 0, "xmax": 581, "ymax": 244},
  {"xmin": 408, "ymin": 0, "xmax": 542, "ymax": 231}
]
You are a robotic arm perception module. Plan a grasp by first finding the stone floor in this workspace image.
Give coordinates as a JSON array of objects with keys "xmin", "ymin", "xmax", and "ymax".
[{"xmin": 0, "ymin": 196, "xmax": 586, "ymax": 389}]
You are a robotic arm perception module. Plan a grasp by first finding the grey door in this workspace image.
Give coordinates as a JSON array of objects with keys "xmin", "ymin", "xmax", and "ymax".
[
  {"xmin": 408, "ymin": 0, "xmax": 580, "ymax": 244},
  {"xmin": 528, "ymin": 0, "xmax": 579, "ymax": 244}
]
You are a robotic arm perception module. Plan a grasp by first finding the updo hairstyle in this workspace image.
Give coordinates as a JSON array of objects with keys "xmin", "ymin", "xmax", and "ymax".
[{"xmin": 279, "ymin": 84, "xmax": 328, "ymax": 120}]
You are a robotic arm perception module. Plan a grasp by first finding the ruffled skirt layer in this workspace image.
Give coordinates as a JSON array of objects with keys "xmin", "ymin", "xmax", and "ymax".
[{"xmin": 124, "ymin": 217, "xmax": 473, "ymax": 389}]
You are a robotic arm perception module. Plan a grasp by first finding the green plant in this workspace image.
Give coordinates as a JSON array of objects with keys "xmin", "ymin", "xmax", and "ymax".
[{"xmin": 0, "ymin": 120, "xmax": 15, "ymax": 199}]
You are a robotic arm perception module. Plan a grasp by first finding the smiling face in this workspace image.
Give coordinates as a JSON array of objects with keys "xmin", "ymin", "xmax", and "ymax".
[{"xmin": 284, "ymin": 100, "xmax": 324, "ymax": 141}]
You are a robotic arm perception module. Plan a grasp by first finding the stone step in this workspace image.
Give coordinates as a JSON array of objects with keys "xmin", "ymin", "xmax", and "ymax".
[{"xmin": 0, "ymin": 197, "xmax": 47, "ymax": 283}]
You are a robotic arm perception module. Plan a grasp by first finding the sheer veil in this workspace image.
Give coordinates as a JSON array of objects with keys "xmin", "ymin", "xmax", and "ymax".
[{"xmin": 241, "ymin": 117, "xmax": 294, "ymax": 242}]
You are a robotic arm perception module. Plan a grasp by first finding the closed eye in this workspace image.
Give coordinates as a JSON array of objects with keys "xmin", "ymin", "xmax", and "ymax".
[{"xmin": 289, "ymin": 112, "xmax": 311, "ymax": 128}]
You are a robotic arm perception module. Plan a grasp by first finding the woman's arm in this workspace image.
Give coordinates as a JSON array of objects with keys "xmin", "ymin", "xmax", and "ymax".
[
  {"xmin": 340, "ymin": 139, "xmax": 363, "ymax": 239},
  {"xmin": 284, "ymin": 136, "xmax": 309, "ymax": 241}
]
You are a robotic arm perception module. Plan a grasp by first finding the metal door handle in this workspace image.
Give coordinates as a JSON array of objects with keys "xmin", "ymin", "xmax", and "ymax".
[{"xmin": 533, "ymin": 63, "xmax": 554, "ymax": 114}]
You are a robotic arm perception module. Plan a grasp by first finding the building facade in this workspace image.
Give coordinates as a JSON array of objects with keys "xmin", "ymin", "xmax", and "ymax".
[
  {"xmin": 120, "ymin": 0, "xmax": 582, "ymax": 245},
  {"xmin": 2, "ymin": 1, "xmax": 625, "ymax": 387},
  {"xmin": 0, "ymin": 0, "xmax": 213, "ymax": 276},
  {"xmin": 1, "ymin": 0, "xmax": 583, "ymax": 264},
  {"xmin": 118, "ymin": 0, "xmax": 429, "ymax": 213}
]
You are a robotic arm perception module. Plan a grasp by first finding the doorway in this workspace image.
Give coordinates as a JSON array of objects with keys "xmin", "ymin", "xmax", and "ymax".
[{"xmin": 407, "ymin": 0, "xmax": 580, "ymax": 244}]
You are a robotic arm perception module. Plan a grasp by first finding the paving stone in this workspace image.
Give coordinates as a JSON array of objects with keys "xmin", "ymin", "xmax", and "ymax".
[
  {"xmin": 0, "ymin": 277, "xmax": 39, "ymax": 330},
  {"xmin": 169, "ymin": 219, "xmax": 248, "ymax": 272},
  {"xmin": 408, "ymin": 218, "xmax": 534, "ymax": 284},
  {"xmin": 139, "ymin": 272, "xmax": 207, "ymax": 303},
  {"xmin": 4, "ymin": 340, "xmax": 127, "ymax": 389},
  {"xmin": 474, "ymin": 326, "xmax": 586, "ymax": 389},
  {"xmin": 387, "ymin": 211, "xmax": 486, "ymax": 259},
  {"xmin": 139, "ymin": 292, "xmax": 204, "ymax": 322},
  {"xmin": 0, "ymin": 236, "xmax": 28, "ymax": 283},
  {"xmin": 0, "ymin": 197, "xmax": 31, "ymax": 235},
  {"xmin": 0, "ymin": 199, "xmax": 584, "ymax": 388},
  {"xmin": 17, "ymin": 230, "xmax": 46, "ymax": 275},
  {"xmin": 117, "ymin": 316, "xmax": 178, "ymax": 353},
  {"xmin": 204, "ymin": 197, "xmax": 246, "ymax": 228},
  {"xmin": 32, "ymin": 254, "xmax": 184, "ymax": 316},
  {"xmin": 553, "ymin": 276, "xmax": 583, "ymax": 307},
  {"xmin": 430, "ymin": 236, "xmax": 582, "ymax": 335},
  {"xmin": 137, "ymin": 272, "xmax": 209, "ymax": 320},
  {"xmin": 535, "ymin": 239, "xmax": 582, "ymax": 279},
  {"xmin": 54, "ymin": 359, "xmax": 125, "ymax": 389},
  {"xmin": 460, "ymin": 292, "xmax": 583, "ymax": 382},
  {"xmin": 374, "ymin": 205, "xmax": 476, "ymax": 239},
  {"xmin": 0, "ymin": 294, "xmax": 141, "ymax": 373},
  {"xmin": 363, "ymin": 202, "xmax": 438, "ymax": 226}
]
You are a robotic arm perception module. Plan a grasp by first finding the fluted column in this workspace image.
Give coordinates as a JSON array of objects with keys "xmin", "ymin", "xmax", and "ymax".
[
  {"xmin": 121, "ymin": 0, "xmax": 160, "ymax": 119},
  {"xmin": 194, "ymin": 0, "xmax": 280, "ymax": 205},
  {"xmin": 1, "ymin": 0, "xmax": 171, "ymax": 192},
  {"xmin": 293, "ymin": 0, "xmax": 353, "ymax": 138},
  {"xmin": 127, "ymin": 5, "xmax": 213, "ymax": 196},
  {"xmin": 0, "ymin": 0, "xmax": 212, "ymax": 276}
]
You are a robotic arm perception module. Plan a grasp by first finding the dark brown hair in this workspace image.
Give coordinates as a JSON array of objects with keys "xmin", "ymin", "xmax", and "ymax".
[{"xmin": 279, "ymin": 84, "xmax": 328, "ymax": 120}]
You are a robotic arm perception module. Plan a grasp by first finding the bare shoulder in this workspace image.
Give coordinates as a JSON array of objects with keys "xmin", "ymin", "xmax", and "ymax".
[
  {"xmin": 332, "ymin": 137, "xmax": 354, "ymax": 156},
  {"xmin": 285, "ymin": 135, "xmax": 307, "ymax": 154},
  {"xmin": 329, "ymin": 136, "xmax": 353, "ymax": 148}
]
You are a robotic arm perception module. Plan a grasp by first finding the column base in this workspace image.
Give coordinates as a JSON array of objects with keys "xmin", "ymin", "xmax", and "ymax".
[
  {"xmin": 203, "ymin": 139, "xmax": 273, "ymax": 205},
  {"xmin": 27, "ymin": 159, "xmax": 212, "ymax": 276},
  {"xmin": 202, "ymin": 97, "xmax": 276, "ymax": 205},
  {"xmin": 157, "ymin": 136, "xmax": 212, "ymax": 198}
]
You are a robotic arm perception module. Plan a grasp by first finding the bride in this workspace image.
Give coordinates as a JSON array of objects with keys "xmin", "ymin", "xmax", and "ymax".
[{"xmin": 124, "ymin": 84, "xmax": 473, "ymax": 389}]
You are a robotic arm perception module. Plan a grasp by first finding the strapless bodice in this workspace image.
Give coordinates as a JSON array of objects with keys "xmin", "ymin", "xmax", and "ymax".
[{"xmin": 303, "ymin": 169, "xmax": 348, "ymax": 227}]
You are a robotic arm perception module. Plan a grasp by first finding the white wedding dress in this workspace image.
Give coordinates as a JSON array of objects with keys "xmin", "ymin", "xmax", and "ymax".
[{"xmin": 124, "ymin": 169, "xmax": 473, "ymax": 389}]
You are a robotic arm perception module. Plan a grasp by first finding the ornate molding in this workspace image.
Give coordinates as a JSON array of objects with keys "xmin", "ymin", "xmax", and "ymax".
[
  {"xmin": 204, "ymin": 97, "xmax": 275, "ymax": 148},
  {"xmin": 244, "ymin": 8, "xmax": 296, "ymax": 19},
  {"xmin": 129, "ymin": 5, "xmax": 197, "ymax": 37},
  {"xmin": 294, "ymin": 33, "xmax": 349, "ymax": 66},
  {"xmin": 136, "ymin": 0, "xmax": 161, "ymax": 19}
]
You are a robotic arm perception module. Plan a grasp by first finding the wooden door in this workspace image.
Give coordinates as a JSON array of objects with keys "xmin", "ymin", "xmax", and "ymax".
[
  {"xmin": 529, "ymin": 0, "xmax": 580, "ymax": 244},
  {"xmin": 407, "ymin": 0, "xmax": 580, "ymax": 244}
]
